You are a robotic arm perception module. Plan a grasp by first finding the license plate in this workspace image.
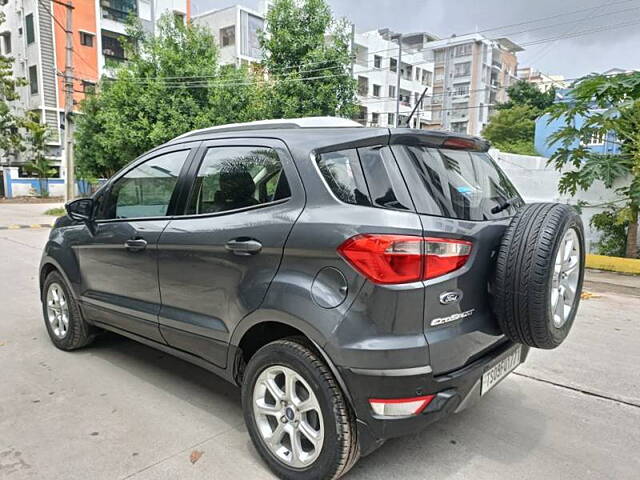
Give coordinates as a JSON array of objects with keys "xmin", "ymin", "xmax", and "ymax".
[{"xmin": 481, "ymin": 345, "xmax": 522, "ymax": 396}]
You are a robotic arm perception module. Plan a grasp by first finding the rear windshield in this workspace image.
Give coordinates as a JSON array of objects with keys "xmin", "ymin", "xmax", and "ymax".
[{"xmin": 392, "ymin": 145, "xmax": 523, "ymax": 221}]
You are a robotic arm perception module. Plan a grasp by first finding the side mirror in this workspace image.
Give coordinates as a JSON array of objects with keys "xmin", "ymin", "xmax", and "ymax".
[{"xmin": 66, "ymin": 198, "xmax": 95, "ymax": 222}]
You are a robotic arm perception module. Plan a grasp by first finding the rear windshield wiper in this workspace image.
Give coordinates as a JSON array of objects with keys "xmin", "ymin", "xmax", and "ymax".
[{"xmin": 491, "ymin": 196, "xmax": 520, "ymax": 214}]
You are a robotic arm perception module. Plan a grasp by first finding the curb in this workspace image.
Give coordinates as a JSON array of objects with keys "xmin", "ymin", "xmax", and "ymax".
[
  {"xmin": 0, "ymin": 224, "xmax": 53, "ymax": 230},
  {"xmin": 586, "ymin": 254, "xmax": 640, "ymax": 275}
]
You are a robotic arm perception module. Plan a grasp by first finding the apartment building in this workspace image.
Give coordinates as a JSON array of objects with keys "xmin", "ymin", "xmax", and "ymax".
[
  {"xmin": 425, "ymin": 34, "xmax": 522, "ymax": 136},
  {"xmin": 517, "ymin": 67, "xmax": 566, "ymax": 92},
  {"xmin": 192, "ymin": 4, "xmax": 265, "ymax": 66},
  {"xmin": 0, "ymin": 0, "xmax": 190, "ymax": 171},
  {"xmin": 352, "ymin": 29, "xmax": 436, "ymax": 128}
]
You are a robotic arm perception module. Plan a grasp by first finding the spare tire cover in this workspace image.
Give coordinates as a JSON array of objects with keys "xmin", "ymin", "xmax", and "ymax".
[{"xmin": 492, "ymin": 203, "xmax": 585, "ymax": 349}]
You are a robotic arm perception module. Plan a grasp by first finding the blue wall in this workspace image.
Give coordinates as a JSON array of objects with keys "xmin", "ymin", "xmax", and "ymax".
[
  {"xmin": 535, "ymin": 112, "xmax": 621, "ymax": 158},
  {"xmin": 3, "ymin": 169, "xmax": 93, "ymax": 198}
]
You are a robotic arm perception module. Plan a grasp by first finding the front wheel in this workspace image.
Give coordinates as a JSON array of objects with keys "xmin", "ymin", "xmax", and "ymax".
[{"xmin": 241, "ymin": 338, "xmax": 359, "ymax": 480}]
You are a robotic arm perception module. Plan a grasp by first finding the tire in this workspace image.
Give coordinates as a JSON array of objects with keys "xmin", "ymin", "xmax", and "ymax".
[
  {"xmin": 242, "ymin": 338, "xmax": 359, "ymax": 480},
  {"xmin": 42, "ymin": 271, "xmax": 97, "ymax": 351},
  {"xmin": 492, "ymin": 203, "xmax": 585, "ymax": 349}
]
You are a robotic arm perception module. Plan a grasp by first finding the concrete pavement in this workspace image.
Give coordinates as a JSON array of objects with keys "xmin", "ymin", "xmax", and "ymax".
[
  {"xmin": 0, "ymin": 202, "xmax": 62, "ymax": 228},
  {"xmin": 1, "ymin": 227, "xmax": 638, "ymax": 479}
]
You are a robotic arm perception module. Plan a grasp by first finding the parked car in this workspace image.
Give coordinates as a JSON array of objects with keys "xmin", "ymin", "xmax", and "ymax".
[{"xmin": 39, "ymin": 117, "xmax": 585, "ymax": 479}]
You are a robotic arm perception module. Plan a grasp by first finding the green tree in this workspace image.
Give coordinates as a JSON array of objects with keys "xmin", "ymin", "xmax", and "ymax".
[
  {"xmin": 75, "ymin": 15, "xmax": 266, "ymax": 178},
  {"xmin": 547, "ymin": 72, "xmax": 640, "ymax": 258},
  {"xmin": 497, "ymin": 80, "xmax": 556, "ymax": 111},
  {"xmin": 590, "ymin": 206, "xmax": 630, "ymax": 257},
  {"xmin": 0, "ymin": 12, "xmax": 27, "ymax": 162},
  {"xmin": 259, "ymin": 0, "xmax": 357, "ymax": 119},
  {"xmin": 23, "ymin": 112, "xmax": 55, "ymax": 197},
  {"xmin": 481, "ymin": 105, "xmax": 538, "ymax": 155},
  {"xmin": 482, "ymin": 80, "xmax": 555, "ymax": 155}
]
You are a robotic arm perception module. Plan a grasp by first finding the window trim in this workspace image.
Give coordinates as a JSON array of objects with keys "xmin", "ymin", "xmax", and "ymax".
[
  {"xmin": 25, "ymin": 13, "xmax": 35, "ymax": 44},
  {"xmin": 180, "ymin": 143, "xmax": 293, "ymax": 220}
]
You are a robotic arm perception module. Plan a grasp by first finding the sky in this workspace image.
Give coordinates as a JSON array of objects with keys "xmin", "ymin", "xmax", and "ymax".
[{"xmin": 192, "ymin": 0, "xmax": 640, "ymax": 79}]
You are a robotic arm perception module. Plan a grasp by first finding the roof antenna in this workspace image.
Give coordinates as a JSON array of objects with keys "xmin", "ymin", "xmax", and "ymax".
[{"xmin": 403, "ymin": 85, "xmax": 429, "ymax": 128}]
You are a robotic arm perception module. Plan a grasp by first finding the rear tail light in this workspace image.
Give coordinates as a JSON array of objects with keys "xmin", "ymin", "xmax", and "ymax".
[
  {"xmin": 369, "ymin": 395, "xmax": 435, "ymax": 416},
  {"xmin": 338, "ymin": 234, "xmax": 472, "ymax": 284}
]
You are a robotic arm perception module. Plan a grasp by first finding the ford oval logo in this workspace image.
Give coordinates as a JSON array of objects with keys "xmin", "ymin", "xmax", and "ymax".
[{"xmin": 440, "ymin": 291, "xmax": 462, "ymax": 305}]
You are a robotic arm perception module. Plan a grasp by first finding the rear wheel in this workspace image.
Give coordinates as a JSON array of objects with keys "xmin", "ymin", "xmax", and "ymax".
[
  {"xmin": 492, "ymin": 203, "xmax": 585, "ymax": 349},
  {"xmin": 42, "ymin": 271, "xmax": 97, "ymax": 350},
  {"xmin": 242, "ymin": 338, "xmax": 359, "ymax": 480}
]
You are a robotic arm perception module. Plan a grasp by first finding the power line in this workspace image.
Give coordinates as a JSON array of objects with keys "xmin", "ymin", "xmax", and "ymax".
[
  {"xmin": 520, "ymin": 18, "xmax": 640, "ymax": 46},
  {"xmin": 465, "ymin": 0, "xmax": 636, "ymax": 35}
]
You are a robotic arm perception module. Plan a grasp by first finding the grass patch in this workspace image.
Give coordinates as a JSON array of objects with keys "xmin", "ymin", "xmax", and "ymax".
[{"xmin": 44, "ymin": 207, "xmax": 66, "ymax": 216}]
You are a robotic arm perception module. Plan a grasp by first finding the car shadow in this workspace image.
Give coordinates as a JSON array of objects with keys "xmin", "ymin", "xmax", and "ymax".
[{"xmin": 77, "ymin": 333, "xmax": 546, "ymax": 478}]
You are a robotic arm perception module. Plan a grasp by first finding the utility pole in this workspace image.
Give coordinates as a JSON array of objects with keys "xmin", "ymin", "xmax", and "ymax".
[
  {"xmin": 394, "ymin": 33, "xmax": 402, "ymax": 128},
  {"xmin": 54, "ymin": 0, "xmax": 75, "ymax": 202}
]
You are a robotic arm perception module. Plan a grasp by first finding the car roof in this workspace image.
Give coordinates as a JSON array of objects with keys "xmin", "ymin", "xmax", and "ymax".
[{"xmin": 163, "ymin": 117, "xmax": 489, "ymax": 153}]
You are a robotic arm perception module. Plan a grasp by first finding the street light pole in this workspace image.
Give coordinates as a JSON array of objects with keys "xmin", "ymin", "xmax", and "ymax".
[
  {"xmin": 394, "ymin": 34, "xmax": 402, "ymax": 128},
  {"xmin": 54, "ymin": 0, "xmax": 75, "ymax": 202}
]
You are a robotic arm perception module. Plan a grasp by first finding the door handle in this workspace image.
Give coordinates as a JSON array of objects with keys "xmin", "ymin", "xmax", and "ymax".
[
  {"xmin": 125, "ymin": 238, "xmax": 148, "ymax": 252},
  {"xmin": 225, "ymin": 238, "xmax": 262, "ymax": 256}
]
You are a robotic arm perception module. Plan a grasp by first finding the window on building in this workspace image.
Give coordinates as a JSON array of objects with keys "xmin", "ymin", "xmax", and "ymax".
[
  {"xmin": 102, "ymin": 33, "xmax": 126, "ymax": 62},
  {"xmin": 371, "ymin": 112, "xmax": 380, "ymax": 126},
  {"xmin": 357, "ymin": 76, "xmax": 369, "ymax": 96},
  {"xmin": 451, "ymin": 121, "xmax": 467, "ymax": 134},
  {"xmin": 454, "ymin": 44, "xmax": 472, "ymax": 57},
  {"xmin": 454, "ymin": 62, "xmax": 471, "ymax": 77},
  {"xmin": 25, "ymin": 14, "xmax": 35, "ymax": 44},
  {"xmin": 589, "ymin": 132, "xmax": 605, "ymax": 145},
  {"xmin": 388, "ymin": 113, "xmax": 395, "ymax": 126},
  {"xmin": 101, "ymin": 0, "xmax": 138, "ymax": 23},
  {"xmin": 374, "ymin": 55, "xmax": 382, "ymax": 68},
  {"xmin": 82, "ymin": 80, "xmax": 96, "ymax": 94},
  {"xmin": 454, "ymin": 83, "xmax": 470, "ymax": 96},
  {"xmin": 240, "ymin": 10, "xmax": 264, "ymax": 59},
  {"xmin": 0, "ymin": 32, "xmax": 10, "ymax": 54},
  {"xmin": 220, "ymin": 25, "xmax": 235, "ymax": 47},
  {"xmin": 389, "ymin": 85, "xmax": 396, "ymax": 97},
  {"xmin": 372, "ymin": 84, "xmax": 381, "ymax": 97},
  {"xmin": 28, "ymin": 65, "xmax": 38, "ymax": 94},
  {"xmin": 79, "ymin": 31, "xmax": 94, "ymax": 47},
  {"xmin": 390, "ymin": 57, "xmax": 397, "ymax": 72},
  {"xmin": 422, "ymin": 70, "xmax": 432, "ymax": 85}
]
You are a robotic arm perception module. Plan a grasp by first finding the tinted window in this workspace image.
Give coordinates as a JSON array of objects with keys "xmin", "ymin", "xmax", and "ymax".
[
  {"xmin": 98, "ymin": 150, "xmax": 190, "ymax": 220},
  {"xmin": 317, "ymin": 150, "xmax": 371, "ymax": 206},
  {"xmin": 187, "ymin": 147, "xmax": 289, "ymax": 215},
  {"xmin": 393, "ymin": 146, "xmax": 523, "ymax": 220},
  {"xmin": 358, "ymin": 146, "xmax": 411, "ymax": 211}
]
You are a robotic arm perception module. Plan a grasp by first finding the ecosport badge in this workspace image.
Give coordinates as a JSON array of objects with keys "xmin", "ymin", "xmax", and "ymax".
[{"xmin": 430, "ymin": 309, "xmax": 475, "ymax": 327}]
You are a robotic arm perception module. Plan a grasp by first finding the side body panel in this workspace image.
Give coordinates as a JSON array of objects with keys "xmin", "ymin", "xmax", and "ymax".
[{"xmin": 156, "ymin": 139, "xmax": 305, "ymax": 368}]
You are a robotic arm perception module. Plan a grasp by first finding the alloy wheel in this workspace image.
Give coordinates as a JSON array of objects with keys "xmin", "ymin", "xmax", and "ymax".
[
  {"xmin": 252, "ymin": 365, "xmax": 324, "ymax": 468},
  {"xmin": 551, "ymin": 227, "xmax": 581, "ymax": 328},
  {"xmin": 46, "ymin": 283, "xmax": 69, "ymax": 339}
]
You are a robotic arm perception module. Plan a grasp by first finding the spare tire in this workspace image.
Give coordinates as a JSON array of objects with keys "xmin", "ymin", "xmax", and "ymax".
[{"xmin": 492, "ymin": 203, "xmax": 585, "ymax": 349}]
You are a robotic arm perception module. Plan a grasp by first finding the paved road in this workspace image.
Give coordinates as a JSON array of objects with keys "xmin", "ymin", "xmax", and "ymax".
[
  {"xmin": 1, "ymin": 227, "xmax": 639, "ymax": 479},
  {"xmin": 0, "ymin": 202, "xmax": 62, "ymax": 227}
]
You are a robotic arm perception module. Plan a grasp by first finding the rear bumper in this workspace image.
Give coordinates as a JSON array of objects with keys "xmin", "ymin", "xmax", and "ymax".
[{"xmin": 337, "ymin": 341, "xmax": 529, "ymax": 456}]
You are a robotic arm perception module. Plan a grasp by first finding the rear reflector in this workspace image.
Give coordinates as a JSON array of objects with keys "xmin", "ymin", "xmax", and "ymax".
[
  {"xmin": 369, "ymin": 395, "xmax": 435, "ymax": 416},
  {"xmin": 338, "ymin": 234, "xmax": 472, "ymax": 284},
  {"xmin": 442, "ymin": 137, "xmax": 478, "ymax": 150}
]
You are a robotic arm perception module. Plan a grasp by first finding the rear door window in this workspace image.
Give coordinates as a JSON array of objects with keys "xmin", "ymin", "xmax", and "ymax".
[
  {"xmin": 187, "ymin": 146, "xmax": 290, "ymax": 215},
  {"xmin": 392, "ymin": 145, "xmax": 523, "ymax": 220}
]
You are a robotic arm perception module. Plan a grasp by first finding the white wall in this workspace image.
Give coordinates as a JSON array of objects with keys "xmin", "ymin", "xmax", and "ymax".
[{"xmin": 491, "ymin": 149, "xmax": 630, "ymax": 253}]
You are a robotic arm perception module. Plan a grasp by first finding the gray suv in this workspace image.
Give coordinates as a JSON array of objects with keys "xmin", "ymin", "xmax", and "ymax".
[{"xmin": 40, "ymin": 118, "xmax": 585, "ymax": 479}]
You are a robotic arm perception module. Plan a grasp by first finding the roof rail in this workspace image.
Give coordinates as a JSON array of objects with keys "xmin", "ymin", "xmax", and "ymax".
[{"xmin": 174, "ymin": 116, "xmax": 363, "ymax": 140}]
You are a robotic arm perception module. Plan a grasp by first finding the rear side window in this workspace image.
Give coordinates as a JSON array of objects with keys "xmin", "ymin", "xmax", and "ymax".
[
  {"xmin": 392, "ymin": 145, "xmax": 523, "ymax": 221},
  {"xmin": 316, "ymin": 147, "xmax": 412, "ymax": 211},
  {"xmin": 316, "ymin": 150, "xmax": 371, "ymax": 206},
  {"xmin": 187, "ymin": 146, "xmax": 290, "ymax": 215}
]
